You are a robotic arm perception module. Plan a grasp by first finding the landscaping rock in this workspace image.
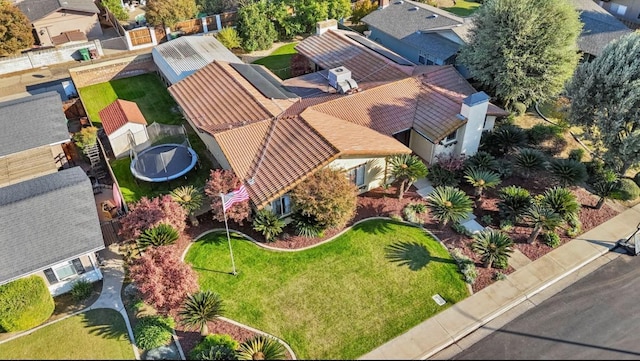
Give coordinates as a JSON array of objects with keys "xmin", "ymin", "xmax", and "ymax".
[
  {"xmin": 144, "ymin": 345, "xmax": 180, "ymax": 360},
  {"xmin": 123, "ymin": 283, "xmax": 139, "ymax": 299}
]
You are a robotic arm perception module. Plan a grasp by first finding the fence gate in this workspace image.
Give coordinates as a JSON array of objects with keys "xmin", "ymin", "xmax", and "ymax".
[{"xmin": 129, "ymin": 28, "xmax": 153, "ymax": 46}]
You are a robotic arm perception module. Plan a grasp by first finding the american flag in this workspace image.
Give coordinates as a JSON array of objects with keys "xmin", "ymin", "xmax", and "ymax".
[{"xmin": 222, "ymin": 185, "xmax": 250, "ymax": 212}]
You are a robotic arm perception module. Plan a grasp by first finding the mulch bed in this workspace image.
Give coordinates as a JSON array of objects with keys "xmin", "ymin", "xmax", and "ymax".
[{"xmin": 166, "ymin": 177, "xmax": 622, "ymax": 355}]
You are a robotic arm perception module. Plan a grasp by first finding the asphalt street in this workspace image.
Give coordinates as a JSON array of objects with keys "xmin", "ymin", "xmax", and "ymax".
[{"xmin": 453, "ymin": 252, "xmax": 640, "ymax": 360}]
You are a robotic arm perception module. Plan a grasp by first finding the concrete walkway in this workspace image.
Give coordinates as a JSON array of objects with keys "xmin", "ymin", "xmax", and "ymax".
[{"xmin": 359, "ymin": 203, "xmax": 640, "ymax": 360}]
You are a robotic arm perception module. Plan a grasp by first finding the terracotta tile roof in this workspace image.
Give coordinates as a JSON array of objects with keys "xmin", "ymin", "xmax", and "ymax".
[
  {"xmin": 413, "ymin": 87, "xmax": 466, "ymax": 142},
  {"xmin": 98, "ymin": 99, "xmax": 147, "ymax": 136},
  {"xmin": 168, "ymin": 61, "xmax": 295, "ymax": 133},
  {"xmin": 295, "ymin": 30, "xmax": 414, "ymax": 83},
  {"xmin": 214, "ymin": 116, "xmax": 339, "ymax": 208},
  {"xmin": 51, "ymin": 30, "xmax": 87, "ymax": 46},
  {"xmin": 301, "ymin": 109, "xmax": 412, "ymax": 156}
]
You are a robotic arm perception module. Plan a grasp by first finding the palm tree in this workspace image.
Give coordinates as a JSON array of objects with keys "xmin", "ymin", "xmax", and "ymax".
[
  {"xmin": 591, "ymin": 180, "xmax": 618, "ymax": 210},
  {"xmin": 471, "ymin": 229, "xmax": 514, "ymax": 268},
  {"xmin": 512, "ymin": 148, "xmax": 547, "ymax": 178},
  {"xmin": 497, "ymin": 185, "xmax": 532, "ymax": 223},
  {"xmin": 522, "ymin": 202, "xmax": 563, "ymax": 244},
  {"xmin": 388, "ymin": 154, "xmax": 428, "ymax": 199},
  {"xmin": 170, "ymin": 185, "xmax": 204, "ymax": 226},
  {"xmin": 463, "ymin": 168, "xmax": 501, "ymax": 199},
  {"xmin": 548, "ymin": 158, "xmax": 588, "ymax": 187},
  {"xmin": 252, "ymin": 209, "xmax": 284, "ymax": 242},
  {"xmin": 541, "ymin": 187, "xmax": 580, "ymax": 223},
  {"xmin": 426, "ymin": 186, "xmax": 473, "ymax": 229},
  {"xmin": 237, "ymin": 335, "xmax": 285, "ymax": 360},
  {"xmin": 136, "ymin": 223, "xmax": 179, "ymax": 251},
  {"xmin": 178, "ymin": 291, "xmax": 224, "ymax": 337}
]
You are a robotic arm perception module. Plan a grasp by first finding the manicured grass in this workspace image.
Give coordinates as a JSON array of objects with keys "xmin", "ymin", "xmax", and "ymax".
[
  {"xmin": 0, "ymin": 309, "xmax": 134, "ymax": 360},
  {"xmin": 252, "ymin": 42, "xmax": 298, "ymax": 79},
  {"xmin": 443, "ymin": 0, "xmax": 481, "ymax": 16},
  {"xmin": 78, "ymin": 73, "xmax": 182, "ymax": 125},
  {"xmin": 185, "ymin": 219, "xmax": 469, "ymax": 359}
]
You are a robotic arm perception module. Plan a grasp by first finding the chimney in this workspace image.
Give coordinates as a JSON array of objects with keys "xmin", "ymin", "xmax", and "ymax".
[
  {"xmin": 380, "ymin": 0, "xmax": 391, "ymax": 9},
  {"xmin": 458, "ymin": 91, "xmax": 490, "ymax": 156},
  {"xmin": 316, "ymin": 19, "xmax": 338, "ymax": 36}
]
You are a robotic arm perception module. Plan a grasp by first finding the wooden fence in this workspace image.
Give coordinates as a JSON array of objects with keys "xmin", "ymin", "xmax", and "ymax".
[
  {"xmin": 175, "ymin": 18, "xmax": 204, "ymax": 35},
  {"xmin": 128, "ymin": 27, "xmax": 153, "ymax": 47}
]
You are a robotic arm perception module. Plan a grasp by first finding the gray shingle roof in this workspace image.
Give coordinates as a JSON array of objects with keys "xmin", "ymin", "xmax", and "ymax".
[
  {"xmin": 0, "ymin": 91, "xmax": 69, "ymax": 158},
  {"xmin": 17, "ymin": 0, "xmax": 99, "ymax": 22},
  {"xmin": 569, "ymin": 0, "xmax": 632, "ymax": 56},
  {"xmin": 403, "ymin": 32, "xmax": 461, "ymax": 61},
  {"xmin": 0, "ymin": 167, "xmax": 104, "ymax": 285}
]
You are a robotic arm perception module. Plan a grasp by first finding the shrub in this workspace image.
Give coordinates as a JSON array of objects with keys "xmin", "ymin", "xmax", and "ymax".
[
  {"xmin": 450, "ymin": 248, "xmax": 478, "ymax": 285},
  {"xmin": 137, "ymin": 223, "xmax": 180, "ymax": 251},
  {"xmin": 389, "ymin": 154, "xmax": 428, "ymax": 199},
  {"xmin": 402, "ymin": 203, "xmax": 426, "ymax": 224},
  {"xmin": 499, "ymin": 219, "xmax": 514, "ymax": 232},
  {"xmin": 481, "ymin": 124, "xmax": 528, "ymax": 156},
  {"xmin": 451, "ymin": 222, "xmax": 473, "ymax": 237},
  {"xmin": 464, "ymin": 151, "xmax": 499, "ymax": 172},
  {"xmin": 237, "ymin": 335, "xmax": 286, "ymax": 361},
  {"xmin": 635, "ymin": 172, "xmax": 640, "ymax": 188},
  {"xmin": 292, "ymin": 212, "xmax": 324, "ymax": 238},
  {"xmin": 494, "ymin": 158, "xmax": 513, "ymax": 178},
  {"xmin": 613, "ymin": 178, "xmax": 640, "ymax": 201},
  {"xmin": 72, "ymin": 126, "xmax": 98, "ymax": 151},
  {"xmin": 215, "ymin": 27, "xmax": 241, "ymax": 49},
  {"xmin": 133, "ymin": 315, "xmax": 176, "ymax": 350},
  {"xmin": 568, "ymin": 148, "xmax": 586, "ymax": 162},
  {"xmin": 464, "ymin": 167, "xmax": 501, "ymax": 198},
  {"xmin": 390, "ymin": 214, "xmax": 403, "ymax": 222},
  {"xmin": 252, "ymin": 209, "xmax": 285, "ymax": 242},
  {"xmin": 513, "ymin": 148, "xmax": 547, "ymax": 178},
  {"xmin": 542, "ymin": 232, "xmax": 561, "ymax": 248},
  {"xmin": 494, "ymin": 271, "xmax": 507, "ymax": 281},
  {"xmin": 120, "ymin": 195, "xmax": 187, "ymax": 241},
  {"xmin": 0, "ymin": 276, "xmax": 54, "ymax": 332},
  {"xmin": 190, "ymin": 334, "xmax": 239, "ymax": 360},
  {"xmin": 548, "ymin": 158, "xmax": 588, "ymax": 187},
  {"xmin": 205, "ymin": 169, "xmax": 250, "ymax": 225},
  {"xmin": 541, "ymin": 187, "xmax": 580, "ymax": 223},
  {"xmin": 512, "ymin": 102, "xmax": 527, "ymax": 116},
  {"xmin": 585, "ymin": 160, "xmax": 617, "ymax": 184},
  {"xmin": 426, "ymin": 186, "xmax": 474, "ymax": 228},
  {"xmin": 526, "ymin": 123, "xmax": 563, "ymax": 144},
  {"xmin": 70, "ymin": 279, "xmax": 93, "ymax": 301},
  {"xmin": 179, "ymin": 291, "xmax": 225, "ymax": 336},
  {"xmin": 566, "ymin": 226, "xmax": 580, "ymax": 238},
  {"xmin": 498, "ymin": 185, "xmax": 532, "ymax": 223},
  {"xmin": 480, "ymin": 214, "xmax": 494, "ymax": 226},
  {"xmin": 427, "ymin": 164, "xmax": 460, "ymax": 187},
  {"xmin": 471, "ymin": 229, "xmax": 514, "ymax": 269}
]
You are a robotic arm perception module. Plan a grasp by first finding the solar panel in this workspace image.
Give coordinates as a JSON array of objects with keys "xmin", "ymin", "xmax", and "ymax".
[
  {"xmin": 230, "ymin": 63, "xmax": 295, "ymax": 99},
  {"xmin": 345, "ymin": 33, "xmax": 416, "ymax": 66}
]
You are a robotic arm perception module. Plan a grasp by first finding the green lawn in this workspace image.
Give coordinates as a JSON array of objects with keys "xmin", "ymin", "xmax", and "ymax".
[
  {"xmin": 185, "ymin": 219, "xmax": 469, "ymax": 359},
  {"xmin": 79, "ymin": 73, "xmax": 215, "ymax": 203},
  {"xmin": 252, "ymin": 42, "xmax": 298, "ymax": 79},
  {"xmin": 0, "ymin": 309, "xmax": 134, "ymax": 360},
  {"xmin": 78, "ymin": 73, "xmax": 182, "ymax": 126},
  {"xmin": 443, "ymin": 0, "xmax": 481, "ymax": 16}
]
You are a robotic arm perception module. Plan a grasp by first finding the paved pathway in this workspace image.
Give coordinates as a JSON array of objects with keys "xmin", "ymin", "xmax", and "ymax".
[{"xmin": 359, "ymin": 203, "xmax": 640, "ymax": 360}]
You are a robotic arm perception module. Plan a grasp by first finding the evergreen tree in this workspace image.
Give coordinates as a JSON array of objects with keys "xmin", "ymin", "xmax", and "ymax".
[
  {"xmin": 145, "ymin": 0, "xmax": 199, "ymax": 28},
  {"xmin": 235, "ymin": 0, "xmax": 278, "ymax": 52}
]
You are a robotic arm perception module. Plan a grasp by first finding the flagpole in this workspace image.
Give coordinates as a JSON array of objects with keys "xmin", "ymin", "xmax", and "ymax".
[{"xmin": 220, "ymin": 193, "xmax": 237, "ymax": 276}]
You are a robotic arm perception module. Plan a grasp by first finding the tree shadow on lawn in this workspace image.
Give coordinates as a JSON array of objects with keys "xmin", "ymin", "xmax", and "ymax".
[
  {"xmin": 353, "ymin": 218, "xmax": 398, "ymax": 235},
  {"xmin": 385, "ymin": 241, "xmax": 457, "ymax": 271},
  {"xmin": 81, "ymin": 309, "xmax": 129, "ymax": 341}
]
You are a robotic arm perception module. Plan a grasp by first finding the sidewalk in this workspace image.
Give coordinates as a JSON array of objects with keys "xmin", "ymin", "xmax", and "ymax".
[{"xmin": 359, "ymin": 203, "xmax": 640, "ymax": 360}]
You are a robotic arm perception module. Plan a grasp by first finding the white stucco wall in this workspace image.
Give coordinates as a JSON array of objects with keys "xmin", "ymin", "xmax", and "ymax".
[
  {"xmin": 458, "ymin": 100, "xmax": 489, "ymax": 156},
  {"xmin": 409, "ymin": 129, "xmax": 435, "ymax": 163},
  {"xmin": 328, "ymin": 156, "xmax": 389, "ymax": 192}
]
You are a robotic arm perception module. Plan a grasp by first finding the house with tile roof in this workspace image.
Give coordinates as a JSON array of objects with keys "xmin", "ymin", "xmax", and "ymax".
[
  {"xmin": 16, "ymin": 0, "xmax": 102, "ymax": 48},
  {"xmin": 0, "ymin": 166, "xmax": 104, "ymax": 296},
  {"xmin": 168, "ymin": 22, "xmax": 507, "ymax": 217},
  {"xmin": 99, "ymin": 99, "xmax": 149, "ymax": 158},
  {"xmin": 362, "ymin": 0, "xmax": 631, "ymax": 75},
  {"xmin": 0, "ymin": 91, "xmax": 72, "ymax": 187}
]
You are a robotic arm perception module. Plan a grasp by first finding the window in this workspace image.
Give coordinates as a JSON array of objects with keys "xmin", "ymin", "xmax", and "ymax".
[
  {"xmin": 271, "ymin": 194, "xmax": 292, "ymax": 217},
  {"xmin": 348, "ymin": 164, "xmax": 366, "ymax": 186},
  {"xmin": 418, "ymin": 55, "xmax": 426, "ymax": 64},
  {"xmin": 44, "ymin": 258, "xmax": 84, "ymax": 284},
  {"xmin": 611, "ymin": 3, "xmax": 627, "ymax": 15},
  {"xmin": 53, "ymin": 262, "xmax": 77, "ymax": 281},
  {"xmin": 442, "ymin": 130, "xmax": 457, "ymax": 145}
]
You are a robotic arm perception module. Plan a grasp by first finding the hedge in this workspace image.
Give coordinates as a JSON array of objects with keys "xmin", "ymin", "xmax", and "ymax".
[{"xmin": 0, "ymin": 276, "xmax": 55, "ymax": 332}]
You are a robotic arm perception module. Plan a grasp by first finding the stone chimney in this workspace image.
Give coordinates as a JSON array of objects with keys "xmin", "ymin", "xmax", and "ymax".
[
  {"xmin": 379, "ymin": 0, "xmax": 391, "ymax": 9},
  {"xmin": 457, "ymin": 91, "xmax": 490, "ymax": 156},
  {"xmin": 316, "ymin": 19, "xmax": 338, "ymax": 36}
]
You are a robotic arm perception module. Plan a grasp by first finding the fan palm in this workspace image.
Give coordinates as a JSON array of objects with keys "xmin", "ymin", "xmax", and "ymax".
[
  {"xmin": 237, "ymin": 335, "xmax": 285, "ymax": 360},
  {"xmin": 523, "ymin": 202, "xmax": 563, "ymax": 244},
  {"xmin": 178, "ymin": 291, "xmax": 224, "ymax": 336},
  {"xmin": 136, "ymin": 223, "xmax": 179, "ymax": 251},
  {"xmin": 512, "ymin": 148, "xmax": 547, "ymax": 178},
  {"xmin": 464, "ymin": 168, "xmax": 501, "ymax": 198},
  {"xmin": 498, "ymin": 185, "xmax": 532, "ymax": 223},
  {"xmin": 426, "ymin": 186, "xmax": 473, "ymax": 228},
  {"xmin": 388, "ymin": 154, "xmax": 428, "ymax": 199},
  {"xmin": 170, "ymin": 185, "xmax": 204, "ymax": 226},
  {"xmin": 471, "ymin": 229, "xmax": 514, "ymax": 268},
  {"xmin": 548, "ymin": 158, "xmax": 588, "ymax": 187},
  {"xmin": 541, "ymin": 187, "xmax": 580, "ymax": 223}
]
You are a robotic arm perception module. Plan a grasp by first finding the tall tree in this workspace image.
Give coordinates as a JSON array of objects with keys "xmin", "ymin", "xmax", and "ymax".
[
  {"xmin": 100, "ymin": 0, "xmax": 129, "ymax": 22},
  {"xmin": 170, "ymin": 185, "xmax": 204, "ymax": 226},
  {"xmin": 235, "ymin": 0, "xmax": 278, "ymax": 52},
  {"xmin": 566, "ymin": 33, "xmax": 640, "ymax": 175},
  {"xmin": 459, "ymin": 0, "xmax": 582, "ymax": 108},
  {"xmin": 145, "ymin": 0, "xmax": 199, "ymax": 28},
  {"xmin": 0, "ymin": 0, "xmax": 34, "ymax": 56}
]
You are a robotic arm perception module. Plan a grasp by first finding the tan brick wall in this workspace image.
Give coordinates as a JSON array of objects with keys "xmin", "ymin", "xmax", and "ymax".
[{"xmin": 69, "ymin": 53, "xmax": 156, "ymax": 88}]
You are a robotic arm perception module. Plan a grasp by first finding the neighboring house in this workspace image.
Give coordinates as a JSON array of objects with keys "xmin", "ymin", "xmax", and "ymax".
[
  {"xmin": 597, "ymin": 0, "xmax": 640, "ymax": 25},
  {"xmin": 152, "ymin": 34, "xmax": 243, "ymax": 86},
  {"xmin": 0, "ymin": 167, "xmax": 104, "ymax": 296},
  {"xmin": 99, "ymin": 99, "xmax": 149, "ymax": 158},
  {"xmin": 0, "ymin": 91, "xmax": 71, "ymax": 187},
  {"xmin": 17, "ymin": 0, "xmax": 102, "ymax": 48},
  {"xmin": 168, "ymin": 21, "xmax": 507, "ymax": 216},
  {"xmin": 362, "ymin": 0, "xmax": 631, "ymax": 75}
]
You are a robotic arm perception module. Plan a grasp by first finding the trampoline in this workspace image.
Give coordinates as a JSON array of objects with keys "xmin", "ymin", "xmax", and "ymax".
[{"xmin": 130, "ymin": 143, "xmax": 198, "ymax": 182}]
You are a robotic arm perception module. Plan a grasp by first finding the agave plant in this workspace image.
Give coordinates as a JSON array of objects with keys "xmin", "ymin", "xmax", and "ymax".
[
  {"xmin": 388, "ymin": 154, "xmax": 428, "ymax": 199},
  {"xmin": 541, "ymin": 187, "xmax": 580, "ymax": 223},
  {"xmin": 463, "ymin": 168, "xmax": 501, "ymax": 198},
  {"xmin": 178, "ymin": 291, "xmax": 224, "ymax": 336},
  {"xmin": 548, "ymin": 158, "xmax": 588, "ymax": 187},
  {"xmin": 170, "ymin": 185, "xmax": 204, "ymax": 226},
  {"xmin": 426, "ymin": 186, "xmax": 473, "ymax": 228},
  {"xmin": 471, "ymin": 229, "xmax": 514, "ymax": 269},
  {"xmin": 136, "ymin": 223, "xmax": 179, "ymax": 251},
  {"xmin": 522, "ymin": 202, "xmax": 563, "ymax": 244},
  {"xmin": 237, "ymin": 335, "xmax": 285, "ymax": 361},
  {"xmin": 252, "ymin": 209, "xmax": 285, "ymax": 242},
  {"xmin": 512, "ymin": 148, "xmax": 547, "ymax": 178},
  {"xmin": 591, "ymin": 180, "xmax": 618, "ymax": 210},
  {"xmin": 497, "ymin": 185, "xmax": 532, "ymax": 223}
]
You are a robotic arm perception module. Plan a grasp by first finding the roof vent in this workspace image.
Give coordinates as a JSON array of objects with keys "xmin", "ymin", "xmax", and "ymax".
[
  {"xmin": 428, "ymin": 14, "xmax": 438, "ymax": 18},
  {"xmin": 410, "ymin": 6, "xmax": 419, "ymax": 11}
]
